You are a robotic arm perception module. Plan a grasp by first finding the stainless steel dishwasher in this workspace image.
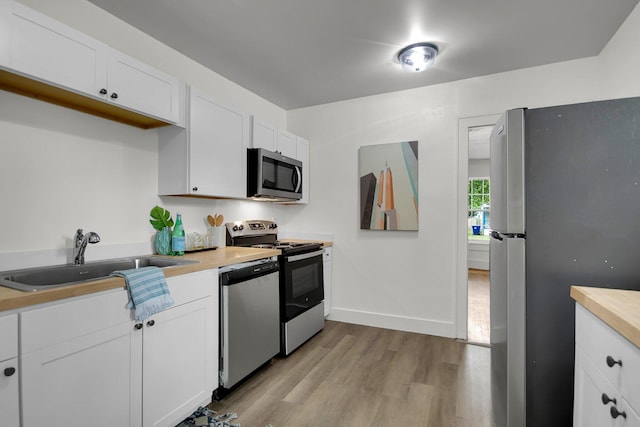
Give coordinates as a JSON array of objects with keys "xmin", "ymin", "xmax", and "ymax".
[{"xmin": 218, "ymin": 257, "xmax": 280, "ymax": 391}]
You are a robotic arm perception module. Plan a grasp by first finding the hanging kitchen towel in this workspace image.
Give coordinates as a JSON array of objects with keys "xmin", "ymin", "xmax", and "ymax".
[{"xmin": 111, "ymin": 266, "xmax": 174, "ymax": 321}]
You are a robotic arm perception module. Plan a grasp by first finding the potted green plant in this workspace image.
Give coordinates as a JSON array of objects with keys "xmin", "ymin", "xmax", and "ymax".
[{"xmin": 149, "ymin": 205, "xmax": 174, "ymax": 255}]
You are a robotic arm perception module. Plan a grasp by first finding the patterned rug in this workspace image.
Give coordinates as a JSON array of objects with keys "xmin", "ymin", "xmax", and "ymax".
[{"xmin": 176, "ymin": 406, "xmax": 274, "ymax": 427}]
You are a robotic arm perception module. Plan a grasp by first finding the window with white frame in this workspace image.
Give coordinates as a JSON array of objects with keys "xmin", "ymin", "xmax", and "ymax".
[{"xmin": 468, "ymin": 178, "xmax": 490, "ymax": 240}]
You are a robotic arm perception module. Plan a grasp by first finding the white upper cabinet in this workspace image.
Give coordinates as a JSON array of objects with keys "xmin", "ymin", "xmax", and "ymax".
[
  {"xmin": 251, "ymin": 116, "xmax": 297, "ymax": 158},
  {"xmin": 7, "ymin": 2, "xmax": 107, "ymax": 96},
  {"xmin": 1, "ymin": 0, "xmax": 184, "ymax": 127},
  {"xmin": 251, "ymin": 116, "xmax": 278, "ymax": 152},
  {"xmin": 158, "ymin": 87, "xmax": 249, "ymax": 199},
  {"xmin": 0, "ymin": 0, "xmax": 10, "ymax": 66},
  {"xmin": 296, "ymin": 136, "xmax": 310, "ymax": 204},
  {"xmin": 106, "ymin": 50, "xmax": 181, "ymax": 124},
  {"xmin": 276, "ymin": 128, "xmax": 297, "ymax": 158}
]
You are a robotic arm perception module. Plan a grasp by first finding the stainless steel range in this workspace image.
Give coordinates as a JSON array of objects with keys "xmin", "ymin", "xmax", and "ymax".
[{"xmin": 226, "ymin": 220, "xmax": 325, "ymax": 355}]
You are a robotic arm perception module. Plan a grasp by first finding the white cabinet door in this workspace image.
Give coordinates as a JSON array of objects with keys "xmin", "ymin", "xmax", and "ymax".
[
  {"xmin": 21, "ymin": 290, "xmax": 140, "ymax": 427},
  {"xmin": 0, "ymin": 314, "xmax": 19, "ymax": 427},
  {"xmin": 277, "ymin": 129, "xmax": 297, "ymax": 158},
  {"xmin": 251, "ymin": 116, "xmax": 278, "ymax": 151},
  {"xmin": 142, "ymin": 269, "xmax": 217, "ymax": 427},
  {"xmin": 7, "ymin": 1, "xmax": 107, "ymax": 97},
  {"xmin": 142, "ymin": 295, "xmax": 216, "ymax": 427},
  {"xmin": 0, "ymin": 0, "xmax": 12, "ymax": 67},
  {"xmin": 190, "ymin": 90, "xmax": 249, "ymax": 198},
  {"xmin": 159, "ymin": 88, "xmax": 249, "ymax": 198},
  {"xmin": 0, "ymin": 358, "xmax": 19, "ymax": 427},
  {"xmin": 323, "ymin": 247, "xmax": 332, "ymax": 317},
  {"xmin": 296, "ymin": 136, "xmax": 310, "ymax": 204},
  {"xmin": 106, "ymin": 50, "xmax": 181, "ymax": 124},
  {"xmin": 574, "ymin": 349, "xmax": 620, "ymax": 427}
]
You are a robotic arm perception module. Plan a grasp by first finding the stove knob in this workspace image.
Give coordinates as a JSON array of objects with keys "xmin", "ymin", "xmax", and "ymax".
[
  {"xmin": 232, "ymin": 225, "xmax": 239, "ymax": 232},
  {"xmin": 270, "ymin": 223, "xmax": 278, "ymax": 229},
  {"xmin": 239, "ymin": 225, "xmax": 244, "ymax": 231}
]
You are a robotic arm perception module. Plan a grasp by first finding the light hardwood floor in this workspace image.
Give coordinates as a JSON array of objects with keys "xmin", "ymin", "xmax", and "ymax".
[
  {"xmin": 209, "ymin": 321, "xmax": 493, "ymax": 426},
  {"xmin": 467, "ymin": 269, "xmax": 490, "ymax": 345}
]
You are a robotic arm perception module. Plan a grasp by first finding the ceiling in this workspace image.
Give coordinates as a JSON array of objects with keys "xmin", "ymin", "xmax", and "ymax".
[{"xmin": 87, "ymin": 0, "xmax": 639, "ymax": 110}]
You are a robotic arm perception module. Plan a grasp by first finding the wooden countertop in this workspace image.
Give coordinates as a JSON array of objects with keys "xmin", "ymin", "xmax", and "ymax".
[
  {"xmin": 0, "ymin": 246, "xmax": 279, "ymax": 312},
  {"xmin": 571, "ymin": 286, "xmax": 640, "ymax": 348}
]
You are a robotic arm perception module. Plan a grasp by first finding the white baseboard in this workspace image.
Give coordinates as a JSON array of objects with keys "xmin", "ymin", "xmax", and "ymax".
[
  {"xmin": 327, "ymin": 308, "xmax": 456, "ymax": 338},
  {"xmin": 468, "ymin": 260, "xmax": 489, "ymax": 270}
]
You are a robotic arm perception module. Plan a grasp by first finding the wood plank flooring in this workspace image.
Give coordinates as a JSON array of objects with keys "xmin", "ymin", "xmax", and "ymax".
[
  {"xmin": 467, "ymin": 269, "xmax": 490, "ymax": 345},
  {"xmin": 209, "ymin": 321, "xmax": 493, "ymax": 427}
]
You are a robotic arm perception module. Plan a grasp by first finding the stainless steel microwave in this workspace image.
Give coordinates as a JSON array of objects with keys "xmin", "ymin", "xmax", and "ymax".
[{"xmin": 247, "ymin": 148, "xmax": 303, "ymax": 200}]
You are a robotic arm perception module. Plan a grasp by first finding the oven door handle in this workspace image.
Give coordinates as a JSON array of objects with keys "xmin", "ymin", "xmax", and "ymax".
[{"xmin": 286, "ymin": 249, "xmax": 324, "ymax": 262}]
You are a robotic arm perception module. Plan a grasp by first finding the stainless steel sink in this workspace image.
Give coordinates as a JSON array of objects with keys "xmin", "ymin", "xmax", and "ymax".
[{"xmin": 0, "ymin": 256, "xmax": 198, "ymax": 292}]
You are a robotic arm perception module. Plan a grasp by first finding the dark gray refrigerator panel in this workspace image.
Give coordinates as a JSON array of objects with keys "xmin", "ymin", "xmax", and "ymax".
[{"xmin": 525, "ymin": 97, "xmax": 640, "ymax": 426}]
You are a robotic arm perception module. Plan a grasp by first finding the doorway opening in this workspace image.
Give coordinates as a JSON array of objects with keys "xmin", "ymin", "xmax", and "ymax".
[{"xmin": 456, "ymin": 115, "xmax": 499, "ymax": 345}]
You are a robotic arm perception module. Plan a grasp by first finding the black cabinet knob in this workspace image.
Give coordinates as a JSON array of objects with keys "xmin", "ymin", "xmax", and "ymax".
[
  {"xmin": 3, "ymin": 367, "xmax": 15, "ymax": 377},
  {"xmin": 146, "ymin": 320, "xmax": 155, "ymax": 327},
  {"xmin": 610, "ymin": 406, "xmax": 627, "ymax": 419},
  {"xmin": 99, "ymin": 88, "xmax": 107, "ymax": 95},
  {"xmin": 110, "ymin": 92, "xmax": 118, "ymax": 99},
  {"xmin": 134, "ymin": 323, "xmax": 143, "ymax": 330},
  {"xmin": 192, "ymin": 187, "xmax": 198, "ymax": 192},
  {"xmin": 601, "ymin": 393, "xmax": 617, "ymax": 406},
  {"xmin": 606, "ymin": 355, "xmax": 622, "ymax": 368}
]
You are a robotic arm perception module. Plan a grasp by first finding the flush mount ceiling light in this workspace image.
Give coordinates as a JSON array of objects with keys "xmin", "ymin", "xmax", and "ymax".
[{"xmin": 397, "ymin": 42, "xmax": 439, "ymax": 73}]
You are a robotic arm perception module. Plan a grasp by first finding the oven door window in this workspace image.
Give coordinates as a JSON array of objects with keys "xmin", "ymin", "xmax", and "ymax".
[{"xmin": 282, "ymin": 252, "xmax": 324, "ymax": 321}]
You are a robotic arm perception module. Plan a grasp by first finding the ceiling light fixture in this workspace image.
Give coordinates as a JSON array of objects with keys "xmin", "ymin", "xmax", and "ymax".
[{"xmin": 397, "ymin": 42, "xmax": 439, "ymax": 73}]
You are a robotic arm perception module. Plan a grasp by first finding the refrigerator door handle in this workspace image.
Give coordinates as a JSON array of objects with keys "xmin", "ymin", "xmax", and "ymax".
[{"xmin": 491, "ymin": 230, "xmax": 503, "ymax": 241}]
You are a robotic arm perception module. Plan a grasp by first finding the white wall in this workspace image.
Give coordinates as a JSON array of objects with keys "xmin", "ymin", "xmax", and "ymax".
[
  {"xmin": 287, "ymin": 0, "xmax": 640, "ymax": 335},
  {"xmin": 0, "ymin": 0, "xmax": 290, "ymax": 267}
]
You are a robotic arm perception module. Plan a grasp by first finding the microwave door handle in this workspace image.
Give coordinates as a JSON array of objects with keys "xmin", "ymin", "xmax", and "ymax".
[{"xmin": 293, "ymin": 166, "xmax": 302, "ymax": 193}]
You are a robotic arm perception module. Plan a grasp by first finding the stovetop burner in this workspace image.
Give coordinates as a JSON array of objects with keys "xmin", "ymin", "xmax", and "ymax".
[{"xmin": 226, "ymin": 220, "xmax": 322, "ymax": 255}]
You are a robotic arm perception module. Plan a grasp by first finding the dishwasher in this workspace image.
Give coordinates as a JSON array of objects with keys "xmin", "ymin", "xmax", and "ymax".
[{"xmin": 218, "ymin": 257, "xmax": 280, "ymax": 392}]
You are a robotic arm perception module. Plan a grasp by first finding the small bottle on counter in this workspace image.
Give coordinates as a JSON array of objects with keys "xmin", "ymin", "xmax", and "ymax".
[{"xmin": 172, "ymin": 213, "xmax": 185, "ymax": 256}]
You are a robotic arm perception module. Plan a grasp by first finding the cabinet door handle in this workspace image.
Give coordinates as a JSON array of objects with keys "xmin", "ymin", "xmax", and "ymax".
[
  {"xmin": 610, "ymin": 406, "xmax": 627, "ymax": 419},
  {"xmin": 146, "ymin": 319, "xmax": 155, "ymax": 327},
  {"xmin": 134, "ymin": 323, "xmax": 143, "ymax": 330},
  {"xmin": 606, "ymin": 355, "xmax": 622, "ymax": 367},
  {"xmin": 99, "ymin": 88, "xmax": 107, "ymax": 95},
  {"xmin": 192, "ymin": 187, "xmax": 198, "ymax": 192},
  {"xmin": 3, "ymin": 367, "xmax": 16, "ymax": 377},
  {"xmin": 601, "ymin": 393, "xmax": 617, "ymax": 406},
  {"xmin": 110, "ymin": 92, "xmax": 118, "ymax": 99}
]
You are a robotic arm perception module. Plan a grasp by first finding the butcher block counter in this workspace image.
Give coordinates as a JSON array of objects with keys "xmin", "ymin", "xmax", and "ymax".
[
  {"xmin": 571, "ymin": 285, "xmax": 640, "ymax": 348},
  {"xmin": 0, "ymin": 246, "xmax": 279, "ymax": 312}
]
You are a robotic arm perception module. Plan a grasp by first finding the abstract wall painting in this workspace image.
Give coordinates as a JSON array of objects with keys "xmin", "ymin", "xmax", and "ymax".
[{"xmin": 359, "ymin": 141, "xmax": 418, "ymax": 231}]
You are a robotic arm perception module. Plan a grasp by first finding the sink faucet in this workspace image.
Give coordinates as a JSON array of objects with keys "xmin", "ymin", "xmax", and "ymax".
[{"xmin": 73, "ymin": 229, "xmax": 100, "ymax": 265}]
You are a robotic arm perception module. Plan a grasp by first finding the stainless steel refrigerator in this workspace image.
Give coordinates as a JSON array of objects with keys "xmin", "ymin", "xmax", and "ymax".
[{"xmin": 489, "ymin": 98, "xmax": 640, "ymax": 427}]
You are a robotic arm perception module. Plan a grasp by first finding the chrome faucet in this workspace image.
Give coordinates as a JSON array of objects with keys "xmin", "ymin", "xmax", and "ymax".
[{"xmin": 73, "ymin": 229, "xmax": 100, "ymax": 265}]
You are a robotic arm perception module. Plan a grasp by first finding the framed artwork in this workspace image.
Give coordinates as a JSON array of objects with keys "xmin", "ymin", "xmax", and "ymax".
[{"xmin": 359, "ymin": 141, "xmax": 418, "ymax": 230}]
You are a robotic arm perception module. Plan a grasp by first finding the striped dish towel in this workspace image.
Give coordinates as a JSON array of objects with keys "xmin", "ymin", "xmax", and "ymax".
[{"xmin": 111, "ymin": 266, "xmax": 174, "ymax": 321}]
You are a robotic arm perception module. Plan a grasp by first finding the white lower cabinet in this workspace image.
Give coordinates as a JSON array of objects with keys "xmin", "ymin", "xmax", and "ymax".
[
  {"xmin": 21, "ymin": 289, "xmax": 136, "ymax": 427},
  {"xmin": 142, "ymin": 287, "xmax": 216, "ymax": 427},
  {"xmin": 574, "ymin": 303, "xmax": 640, "ymax": 426},
  {"xmin": 0, "ymin": 314, "xmax": 19, "ymax": 427},
  {"xmin": 323, "ymin": 247, "xmax": 332, "ymax": 317},
  {"xmin": 20, "ymin": 269, "xmax": 218, "ymax": 427}
]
